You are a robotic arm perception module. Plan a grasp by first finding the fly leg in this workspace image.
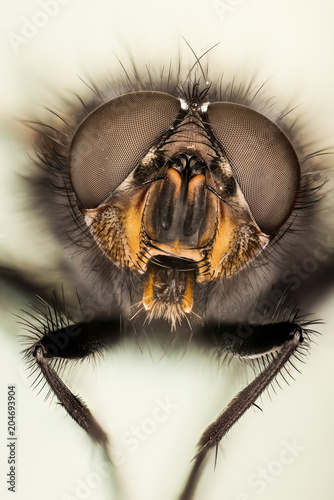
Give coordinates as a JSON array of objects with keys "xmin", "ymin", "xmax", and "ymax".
[
  {"xmin": 25, "ymin": 317, "xmax": 123, "ymax": 447},
  {"xmin": 180, "ymin": 318, "xmax": 313, "ymax": 500}
]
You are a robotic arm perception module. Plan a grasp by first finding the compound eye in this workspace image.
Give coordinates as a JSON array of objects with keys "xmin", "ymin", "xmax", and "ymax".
[
  {"xmin": 69, "ymin": 91, "xmax": 181, "ymax": 208},
  {"xmin": 207, "ymin": 102, "xmax": 300, "ymax": 235}
]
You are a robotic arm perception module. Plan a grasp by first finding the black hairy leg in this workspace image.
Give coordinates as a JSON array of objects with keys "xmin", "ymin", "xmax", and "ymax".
[
  {"xmin": 179, "ymin": 316, "xmax": 317, "ymax": 499},
  {"xmin": 21, "ymin": 300, "xmax": 123, "ymax": 447}
]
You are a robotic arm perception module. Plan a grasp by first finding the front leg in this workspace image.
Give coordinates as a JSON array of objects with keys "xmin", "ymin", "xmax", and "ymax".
[
  {"xmin": 23, "ymin": 310, "xmax": 123, "ymax": 447},
  {"xmin": 180, "ymin": 316, "xmax": 316, "ymax": 500}
]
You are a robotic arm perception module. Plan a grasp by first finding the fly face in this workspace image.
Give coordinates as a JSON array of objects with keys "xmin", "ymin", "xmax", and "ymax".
[{"xmin": 67, "ymin": 87, "xmax": 300, "ymax": 326}]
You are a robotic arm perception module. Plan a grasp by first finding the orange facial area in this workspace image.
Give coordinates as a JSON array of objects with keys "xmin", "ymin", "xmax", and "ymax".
[{"xmin": 83, "ymin": 163, "xmax": 269, "ymax": 323}]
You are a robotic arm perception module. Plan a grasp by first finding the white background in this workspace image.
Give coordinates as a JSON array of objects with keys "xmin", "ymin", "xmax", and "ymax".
[{"xmin": 1, "ymin": 1, "xmax": 334, "ymax": 500}]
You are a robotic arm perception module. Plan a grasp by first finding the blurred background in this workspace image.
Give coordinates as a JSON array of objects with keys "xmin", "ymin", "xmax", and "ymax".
[{"xmin": 1, "ymin": 1, "xmax": 334, "ymax": 499}]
